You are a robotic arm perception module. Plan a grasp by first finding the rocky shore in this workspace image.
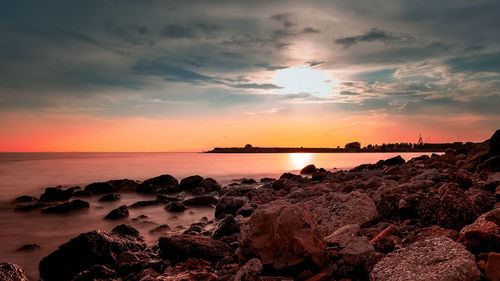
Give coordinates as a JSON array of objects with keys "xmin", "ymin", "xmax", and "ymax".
[{"xmin": 3, "ymin": 129, "xmax": 500, "ymax": 281}]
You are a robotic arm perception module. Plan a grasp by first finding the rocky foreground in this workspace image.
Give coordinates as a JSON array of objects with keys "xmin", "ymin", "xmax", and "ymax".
[{"xmin": 3, "ymin": 130, "xmax": 500, "ymax": 281}]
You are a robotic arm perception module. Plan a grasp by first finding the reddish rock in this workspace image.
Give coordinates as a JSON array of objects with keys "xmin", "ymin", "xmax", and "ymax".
[
  {"xmin": 0, "ymin": 263, "xmax": 28, "ymax": 281},
  {"xmin": 305, "ymin": 273, "xmax": 329, "ymax": 281},
  {"xmin": 239, "ymin": 200, "xmax": 326, "ymax": 270},
  {"xmin": 234, "ymin": 258, "xmax": 263, "ymax": 281},
  {"xmin": 323, "ymin": 224, "xmax": 360, "ymax": 247},
  {"xmin": 158, "ymin": 235, "xmax": 232, "ymax": 263},
  {"xmin": 306, "ymin": 191, "xmax": 378, "ymax": 236},
  {"xmin": 301, "ymin": 164, "xmax": 317, "ymax": 175},
  {"xmin": 458, "ymin": 208, "xmax": 500, "ymax": 253},
  {"xmin": 403, "ymin": 225, "xmax": 458, "ymax": 246},
  {"xmin": 437, "ymin": 183, "xmax": 481, "ymax": 229},
  {"xmin": 486, "ymin": 252, "xmax": 500, "ymax": 281},
  {"xmin": 370, "ymin": 237, "xmax": 480, "ymax": 281}
]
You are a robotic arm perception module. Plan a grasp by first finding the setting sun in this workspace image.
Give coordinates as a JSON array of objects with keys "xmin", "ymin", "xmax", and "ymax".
[{"xmin": 274, "ymin": 66, "xmax": 334, "ymax": 97}]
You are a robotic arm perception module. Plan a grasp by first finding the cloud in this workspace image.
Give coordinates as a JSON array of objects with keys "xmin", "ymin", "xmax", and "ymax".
[
  {"xmin": 303, "ymin": 27, "xmax": 320, "ymax": 34},
  {"xmin": 446, "ymin": 52, "xmax": 500, "ymax": 73},
  {"xmin": 334, "ymin": 28, "xmax": 416, "ymax": 48},
  {"xmin": 270, "ymin": 13, "xmax": 294, "ymax": 28},
  {"xmin": 231, "ymin": 83, "xmax": 282, "ymax": 89},
  {"xmin": 132, "ymin": 60, "xmax": 215, "ymax": 83}
]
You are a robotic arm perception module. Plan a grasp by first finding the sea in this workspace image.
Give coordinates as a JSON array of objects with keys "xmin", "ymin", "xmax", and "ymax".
[{"xmin": 0, "ymin": 152, "xmax": 434, "ymax": 279}]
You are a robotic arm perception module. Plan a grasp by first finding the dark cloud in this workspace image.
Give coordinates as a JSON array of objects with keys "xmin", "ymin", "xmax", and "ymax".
[
  {"xmin": 254, "ymin": 63, "xmax": 288, "ymax": 71},
  {"xmin": 231, "ymin": 83, "xmax": 282, "ymax": 89},
  {"xmin": 446, "ymin": 52, "xmax": 500, "ymax": 73},
  {"xmin": 132, "ymin": 60, "xmax": 215, "ymax": 83},
  {"xmin": 303, "ymin": 27, "xmax": 320, "ymax": 34},
  {"xmin": 270, "ymin": 13, "xmax": 294, "ymax": 28},
  {"xmin": 463, "ymin": 45, "xmax": 486, "ymax": 52},
  {"xmin": 334, "ymin": 28, "xmax": 415, "ymax": 48}
]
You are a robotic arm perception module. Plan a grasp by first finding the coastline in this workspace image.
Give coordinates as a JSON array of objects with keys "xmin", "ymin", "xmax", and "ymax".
[{"xmin": 1, "ymin": 130, "xmax": 499, "ymax": 281}]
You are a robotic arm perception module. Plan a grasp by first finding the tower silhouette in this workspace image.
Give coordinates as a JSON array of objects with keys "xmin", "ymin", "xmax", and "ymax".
[{"xmin": 417, "ymin": 133, "xmax": 424, "ymax": 145}]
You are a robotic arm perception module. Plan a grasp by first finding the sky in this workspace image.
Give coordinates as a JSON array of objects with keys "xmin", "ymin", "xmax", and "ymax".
[{"xmin": 1, "ymin": 0, "xmax": 499, "ymax": 152}]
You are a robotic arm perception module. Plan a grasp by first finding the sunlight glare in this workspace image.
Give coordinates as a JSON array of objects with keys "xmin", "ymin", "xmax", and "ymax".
[
  {"xmin": 289, "ymin": 153, "xmax": 313, "ymax": 170},
  {"xmin": 274, "ymin": 66, "xmax": 333, "ymax": 97}
]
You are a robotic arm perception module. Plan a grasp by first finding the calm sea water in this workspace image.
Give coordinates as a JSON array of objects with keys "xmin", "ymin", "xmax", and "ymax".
[{"xmin": 0, "ymin": 152, "xmax": 433, "ymax": 279}]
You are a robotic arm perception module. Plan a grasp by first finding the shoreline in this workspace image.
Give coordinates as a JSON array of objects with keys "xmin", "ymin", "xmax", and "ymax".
[{"xmin": 1, "ymin": 130, "xmax": 499, "ymax": 281}]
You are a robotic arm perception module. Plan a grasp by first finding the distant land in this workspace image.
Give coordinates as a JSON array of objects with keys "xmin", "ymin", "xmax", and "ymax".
[{"xmin": 206, "ymin": 141, "xmax": 474, "ymax": 153}]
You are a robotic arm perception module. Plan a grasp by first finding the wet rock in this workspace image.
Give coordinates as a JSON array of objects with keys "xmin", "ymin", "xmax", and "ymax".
[
  {"xmin": 42, "ymin": 199, "xmax": 89, "ymax": 214},
  {"xmin": 107, "ymin": 179, "xmax": 139, "ymax": 192},
  {"xmin": 13, "ymin": 195, "xmax": 37, "ymax": 203},
  {"xmin": 306, "ymin": 191, "xmax": 378, "ymax": 235},
  {"xmin": 241, "ymin": 178, "xmax": 257, "ymax": 184},
  {"xmin": 165, "ymin": 202, "xmax": 187, "ymax": 212},
  {"xmin": 84, "ymin": 182, "xmax": 114, "ymax": 194},
  {"xmin": 260, "ymin": 177, "xmax": 275, "ymax": 183},
  {"xmin": 215, "ymin": 196, "xmax": 249, "ymax": 218},
  {"xmin": 323, "ymin": 224, "xmax": 360, "ymax": 247},
  {"xmin": 104, "ymin": 205, "xmax": 129, "ymax": 220},
  {"xmin": 340, "ymin": 236, "xmax": 376, "ymax": 268},
  {"xmin": 136, "ymin": 174, "xmax": 179, "ymax": 194},
  {"xmin": 212, "ymin": 215, "xmax": 240, "ymax": 239},
  {"xmin": 158, "ymin": 235, "xmax": 232, "ymax": 263},
  {"xmin": 239, "ymin": 200, "xmax": 326, "ymax": 270},
  {"xmin": 182, "ymin": 195, "xmax": 218, "ymax": 206},
  {"xmin": 221, "ymin": 185, "xmax": 255, "ymax": 197},
  {"xmin": 39, "ymin": 225, "xmax": 145, "ymax": 281},
  {"xmin": 199, "ymin": 178, "xmax": 222, "ymax": 193},
  {"xmin": 71, "ymin": 265, "xmax": 117, "ymax": 281},
  {"xmin": 300, "ymin": 164, "xmax": 317, "ymax": 175},
  {"xmin": 370, "ymin": 237, "xmax": 480, "ymax": 281},
  {"xmin": 234, "ymin": 258, "xmax": 263, "ymax": 281},
  {"xmin": 129, "ymin": 200, "xmax": 161, "ymax": 208},
  {"xmin": 39, "ymin": 186, "xmax": 73, "ymax": 201},
  {"xmin": 156, "ymin": 194, "xmax": 182, "ymax": 202},
  {"xmin": 486, "ymin": 252, "xmax": 500, "ymax": 281},
  {"xmin": 458, "ymin": 208, "xmax": 500, "ymax": 253},
  {"xmin": 0, "ymin": 263, "xmax": 28, "ymax": 281},
  {"xmin": 377, "ymin": 155, "xmax": 405, "ymax": 166},
  {"xmin": 98, "ymin": 193, "xmax": 120, "ymax": 202},
  {"xmin": 16, "ymin": 243, "xmax": 41, "ymax": 252},
  {"xmin": 149, "ymin": 224, "xmax": 170, "ymax": 234},
  {"xmin": 180, "ymin": 175, "xmax": 204, "ymax": 191}
]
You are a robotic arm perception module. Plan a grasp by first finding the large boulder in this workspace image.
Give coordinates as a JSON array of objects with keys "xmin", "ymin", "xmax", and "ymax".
[
  {"xmin": 370, "ymin": 237, "xmax": 480, "ymax": 281},
  {"xmin": 107, "ymin": 179, "xmax": 139, "ymax": 192},
  {"xmin": 199, "ymin": 178, "xmax": 222, "ymax": 193},
  {"xmin": 42, "ymin": 199, "xmax": 89, "ymax": 214},
  {"xmin": 306, "ymin": 191, "xmax": 378, "ymax": 236},
  {"xmin": 180, "ymin": 175, "xmax": 204, "ymax": 191},
  {"xmin": 300, "ymin": 164, "xmax": 317, "ymax": 175},
  {"xmin": 377, "ymin": 155, "xmax": 405, "ymax": 166},
  {"xmin": 212, "ymin": 215, "xmax": 240, "ymax": 239},
  {"xmin": 136, "ymin": 174, "xmax": 179, "ymax": 194},
  {"xmin": 39, "ymin": 225, "xmax": 145, "ymax": 281},
  {"xmin": 436, "ymin": 183, "xmax": 481, "ymax": 229},
  {"xmin": 158, "ymin": 235, "xmax": 232, "ymax": 263},
  {"xmin": 84, "ymin": 182, "xmax": 114, "ymax": 194},
  {"xmin": 458, "ymin": 208, "xmax": 500, "ymax": 253},
  {"xmin": 104, "ymin": 205, "xmax": 129, "ymax": 220},
  {"xmin": 182, "ymin": 195, "xmax": 218, "ymax": 206},
  {"xmin": 238, "ymin": 200, "xmax": 326, "ymax": 271},
  {"xmin": 0, "ymin": 263, "xmax": 28, "ymax": 281},
  {"xmin": 39, "ymin": 187, "xmax": 73, "ymax": 201},
  {"xmin": 215, "ymin": 196, "xmax": 249, "ymax": 218}
]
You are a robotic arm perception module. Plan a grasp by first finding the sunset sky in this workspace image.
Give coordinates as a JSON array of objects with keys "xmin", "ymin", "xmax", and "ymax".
[{"xmin": 1, "ymin": 0, "xmax": 499, "ymax": 151}]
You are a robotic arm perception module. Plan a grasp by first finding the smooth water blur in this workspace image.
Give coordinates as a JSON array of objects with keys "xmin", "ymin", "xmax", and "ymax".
[{"xmin": 0, "ymin": 152, "xmax": 433, "ymax": 279}]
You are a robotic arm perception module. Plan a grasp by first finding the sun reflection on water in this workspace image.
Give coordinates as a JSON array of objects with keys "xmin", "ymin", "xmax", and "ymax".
[{"xmin": 288, "ymin": 153, "xmax": 313, "ymax": 170}]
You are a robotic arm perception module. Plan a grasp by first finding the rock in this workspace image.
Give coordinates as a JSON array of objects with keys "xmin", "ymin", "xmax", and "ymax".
[
  {"xmin": 234, "ymin": 258, "xmax": 263, "ymax": 281},
  {"xmin": 84, "ymin": 182, "xmax": 114, "ymax": 194},
  {"xmin": 491, "ymin": 129, "xmax": 500, "ymax": 156},
  {"xmin": 239, "ymin": 200, "xmax": 326, "ymax": 270},
  {"xmin": 104, "ymin": 205, "xmax": 129, "ymax": 220},
  {"xmin": 98, "ymin": 193, "xmax": 120, "ymax": 202},
  {"xmin": 149, "ymin": 224, "xmax": 170, "ymax": 234},
  {"xmin": 15, "ymin": 202, "xmax": 48, "ymax": 211},
  {"xmin": 180, "ymin": 175, "xmax": 204, "ymax": 191},
  {"xmin": 16, "ymin": 243, "xmax": 41, "ymax": 252},
  {"xmin": 437, "ymin": 183, "xmax": 481, "ymax": 229},
  {"xmin": 306, "ymin": 191, "xmax": 378, "ymax": 235},
  {"xmin": 458, "ymin": 208, "xmax": 500, "ymax": 253},
  {"xmin": 136, "ymin": 174, "xmax": 179, "ymax": 194},
  {"xmin": 42, "ymin": 199, "xmax": 89, "ymax": 214},
  {"xmin": 378, "ymin": 155, "xmax": 405, "ymax": 166},
  {"xmin": 13, "ymin": 195, "xmax": 37, "ymax": 203},
  {"xmin": 0, "ymin": 263, "xmax": 28, "ymax": 281},
  {"xmin": 182, "ymin": 195, "xmax": 218, "ymax": 206},
  {"xmin": 403, "ymin": 225, "xmax": 458, "ymax": 246},
  {"xmin": 158, "ymin": 235, "xmax": 232, "ymax": 263},
  {"xmin": 340, "ymin": 236, "xmax": 376, "ymax": 268},
  {"xmin": 300, "ymin": 164, "xmax": 317, "ymax": 175},
  {"xmin": 215, "ymin": 196, "xmax": 249, "ymax": 218},
  {"xmin": 236, "ymin": 203, "xmax": 254, "ymax": 217},
  {"xmin": 71, "ymin": 265, "xmax": 116, "ymax": 281},
  {"xmin": 156, "ymin": 194, "xmax": 182, "ymax": 202},
  {"xmin": 370, "ymin": 237, "xmax": 480, "ymax": 281},
  {"xmin": 199, "ymin": 178, "xmax": 222, "ymax": 193},
  {"xmin": 39, "ymin": 226, "xmax": 145, "ymax": 281},
  {"xmin": 369, "ymin": 225, "xmax": 397, "ymax": 253},
  {"xmin": 165, "ymin": 202, "xmax": 187, "ymax": 212},
  {"xmin": 260, "ymin": 177, "xmax": 275, "ymax": 183},
  {"xmin": 39, "ymin": 186, "xmax": 73, "ymax": 201},
  {"xmin": 72, "ymin": 190, "xmax": 91, "ymax": 197},
  {"xmin": 107, "ymin": 179, "xmax": 139, "ymax": 192},
  {"xmin": 212, "ymin": 215, "xmax": 240, "ymax": 239},
  {"xmin": 486, "ymin": 252, "xmax": 500, "ymax": 281},
  {"xmin": 241, "ymin": 178, "xmax": 257, "ymax": 184},
  {"xmin": 323, "ymin": 224, "xmax": 360, "ymax": 247}
]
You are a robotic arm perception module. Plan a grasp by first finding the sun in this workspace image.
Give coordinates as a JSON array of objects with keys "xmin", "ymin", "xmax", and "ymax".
[
  {"xmin": 273, "ymin": 66, "xmax": 334, "ymax": 97},
  {"xmin": 289, "ymin": 153, "xmax": 313, "ymax": 170}
]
